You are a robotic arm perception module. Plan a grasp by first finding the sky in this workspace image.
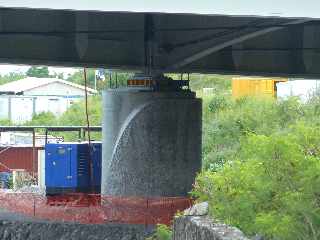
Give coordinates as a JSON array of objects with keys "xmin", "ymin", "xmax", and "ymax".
[{"xmin": 0, "ymin": 0, "xmax": 319, "ymax": 18}]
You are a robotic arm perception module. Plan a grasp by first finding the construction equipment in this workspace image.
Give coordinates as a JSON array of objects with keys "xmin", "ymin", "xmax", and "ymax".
[{"xmin": 45, "ymin": 142, "xmax": 102, "ymax": 195}]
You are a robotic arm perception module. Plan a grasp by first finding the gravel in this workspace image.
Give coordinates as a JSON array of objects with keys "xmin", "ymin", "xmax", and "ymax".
[{"xmin": 0, "ymin": 208, "xmax": 150, "ymax": 240}]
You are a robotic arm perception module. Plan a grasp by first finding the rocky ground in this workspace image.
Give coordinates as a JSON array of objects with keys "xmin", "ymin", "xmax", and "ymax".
[
  {"xmin": 0, "ymin": 208, "xmax": 149, "ymax": 240},
  {"xmin": 173, "ymin": 202, "xmax": 250, "ymax": 240}
]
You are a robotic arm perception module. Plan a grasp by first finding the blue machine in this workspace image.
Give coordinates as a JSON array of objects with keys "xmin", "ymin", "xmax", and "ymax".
[{"xmin": 45, "ymin": 142, "xmax": 102, "ymax": 195}]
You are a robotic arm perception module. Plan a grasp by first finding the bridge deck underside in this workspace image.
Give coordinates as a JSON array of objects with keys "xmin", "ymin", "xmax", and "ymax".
[{"xmin": 0, "ymin": 7, "xmax": 319, "ymax": 77}]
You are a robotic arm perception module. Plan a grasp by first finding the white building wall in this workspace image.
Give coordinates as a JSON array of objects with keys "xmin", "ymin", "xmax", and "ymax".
[
  {"xmin": 0, "ymin": 95, "xmax": 83, "ymax": 123},
  {"xmin": 10, "ymin": 97, "xmax": 34, "ymax": 123},
  {"xmin": 35, "ymin": 96, "xmax": 65, "ymax": 116},
  {"xmin": 35, "ymin": 96, "xmax": 81, "ymax": 116},
  {"xmin": 0, "ymin": 80, "xmax": 92, "ymax": 123},
  {"xmin": 24, "ymin": 82, "xmax": 85, "ymax": 96}
]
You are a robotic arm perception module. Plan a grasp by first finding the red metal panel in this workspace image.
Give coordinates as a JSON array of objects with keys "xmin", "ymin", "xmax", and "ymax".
[{"xmin": 0, "ymin": 147, "xmax": 42, "ymax": 174}]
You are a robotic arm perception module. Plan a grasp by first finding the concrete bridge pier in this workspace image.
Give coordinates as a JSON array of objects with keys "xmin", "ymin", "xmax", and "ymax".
[{"xmin": 101, "ymin": 80, "xmax": 202, "ymax": 197}]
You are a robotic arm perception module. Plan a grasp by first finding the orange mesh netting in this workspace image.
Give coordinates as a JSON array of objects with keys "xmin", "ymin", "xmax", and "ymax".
[{"xmin": 0, "ymin": 191, "xmax": 192, "ymax": 225}]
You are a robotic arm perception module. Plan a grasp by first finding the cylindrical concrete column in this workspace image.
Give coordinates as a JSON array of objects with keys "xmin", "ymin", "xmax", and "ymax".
[{"xmin": 101, "ymin": 88, "xmax": 202, "ymax": 197}]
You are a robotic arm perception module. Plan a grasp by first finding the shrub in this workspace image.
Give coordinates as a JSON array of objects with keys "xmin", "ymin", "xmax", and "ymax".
[
  {"xmin": 26, "ymin": 111, "xmax": 57, "ymax": 126},
  {"xmin": 0, "ymin": 119, "xmax": 11, "ymax": 125},
  {"xmin": 208, "ymin": 95, "xmax": 230, "ymax": 113},
  {"xmin": 146, "ymin": 224, "xmax": 172, "ymax": 240},
  {"xmin": 202, "ymin": 96, "xmax": 311, "ymax": 171},
  {"xmin": 193, "ymin": 122, "xmax": 320, "ymax": 240},
  {"xmin": 276, "ymin": 97, "xmax": 305, "ymax": 127}
]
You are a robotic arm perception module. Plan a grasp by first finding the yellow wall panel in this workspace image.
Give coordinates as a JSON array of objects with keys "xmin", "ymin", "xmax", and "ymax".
[{"xmin": 232, "ymin": 77, "xmax": 287, "ymax": 98}]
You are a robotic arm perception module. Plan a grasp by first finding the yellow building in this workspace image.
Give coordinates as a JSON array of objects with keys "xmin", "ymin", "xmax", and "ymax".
[{"xmin": 232, "ymin": 77, "xmax": 287, "ymax": 99}]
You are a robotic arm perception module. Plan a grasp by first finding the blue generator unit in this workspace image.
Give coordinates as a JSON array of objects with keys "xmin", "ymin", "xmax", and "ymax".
[{"xmin": 45, "ymin": 142, "xmax": 102, "ymax": 195}]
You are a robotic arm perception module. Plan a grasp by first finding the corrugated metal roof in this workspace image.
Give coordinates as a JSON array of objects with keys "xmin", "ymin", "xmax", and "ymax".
[{"xmin": 0, "ymin": 77, "xmax": 97, "ymax": 95}]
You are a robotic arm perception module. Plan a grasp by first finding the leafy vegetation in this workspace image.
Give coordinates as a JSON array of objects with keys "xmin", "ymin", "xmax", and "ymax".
[
  {"xmin": 193, "ymin": 122, "xmax": 320, "ymax": 239},
  {"xmin": 66, "ymin": 69, "xmax": 133, "ymax": 91},
  {"xmin": 0, "ymin": 118, "xmax": 12, "ymax": 126},
  {"xmin": 188, "ymin": 73, "xmax": 233, "ymax": 94},
  {"xmin": 25, "ymin": 112, "xmax": 57, "ymax": 126},
  {"xmin": 18, "ymin": 96, "xmax": 103, "ymax": 141},
  {"xmin": 0, "ymin": 72, "xmax": 25, "ymax": 85},
  {"xmin": 26, "ymin": 66, "xmax": 50, "ymax": 78},
  {"xmin": 58, "ymin": 95, "xmax": 102, "ymax": 126},
  {"xmin": 146, "ymin": 224, "xmax": 172, "ymax": 240},
  {"xmin": 66, "ymin": 68, "xmax": 96, "ymax": 89},
  {"xmin": 192, "ymin": 76, "xmax": 320, "ymax": 239},
  {"xmin": 201, "ymin": 96, "xmax": 309, "ymax": 170}
]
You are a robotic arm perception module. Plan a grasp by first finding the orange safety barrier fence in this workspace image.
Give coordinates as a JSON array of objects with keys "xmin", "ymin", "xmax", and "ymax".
[{"xmin": 0, "ymin": 191, "xmax": 192, "ymax": 225}]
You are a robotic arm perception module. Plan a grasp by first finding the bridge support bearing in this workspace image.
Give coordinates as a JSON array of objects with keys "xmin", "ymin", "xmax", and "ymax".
[{"xmin": 101, "ymin": 88, "xmax": 202, "ymax": 197}]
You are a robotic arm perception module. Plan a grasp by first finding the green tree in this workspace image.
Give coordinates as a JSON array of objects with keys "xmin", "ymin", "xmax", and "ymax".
[
  {"xmin": 146, "ymin": 224, "xmax": 172, "ymax": 240},
  {"xmin": 0, "ymin": 72, "xmax": 25, "ymax": 85},
  {"xmin": 58, "ymin": 96, "xmax": 102, "ymax": 126},
  {"xmin": 67, "ymin": 69, "xmax": 96, "ymax": 89},
  {"xmin": 25, "ymin": 112, "xmax": 57, "ymax": 126},
  {"xmin": 201, "ymin": 96, "xmax": 307, "ymax": 170},
  {"xmin": 26, "ymin": 66, "xmax": 50, "ymax": 78},
  {"xmin": 0, "ymin": 119, "xmax": 12, "ymax": 126},
  {"xmin": 22, "ymin": 97, "xmax": 102, "ymax": 141},
  {"xmin": 66, "ymin": 69, "xmax": 135, "ymax": 91},
  {"xmin": 107, "ymin": 72, "xmax": 134, "ymax": 89},
  {"xmin": 58, "ymin": 96, "xmax": 102, "ymax": 141}
]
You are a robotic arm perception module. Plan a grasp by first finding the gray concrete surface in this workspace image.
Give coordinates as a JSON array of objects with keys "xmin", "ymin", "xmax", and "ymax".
[
  {"xmin": 1, "ymin": 8, "xmax": 320, "ymax": 78},
  {"xmin": 102, "ymin": 89, "xmax": 202, "ymax": 197},
  {"xmin": 173, "ymin": 216, "xmax": 250, "ymax": 240},
  {"xmin": 0, "ymin": 208, "xmax": 44, "ymax": 223},
  {"xmin": 0, "ymin": 208, "xmax": 147, "ymax": 240}
]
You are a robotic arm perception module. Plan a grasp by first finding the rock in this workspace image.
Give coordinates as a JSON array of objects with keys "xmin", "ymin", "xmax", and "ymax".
[
  {"xmin": 173, "ymin": 216, "xmax": 250, "ymax": 240},
  {"xmin": 184, "ymin": 202, "xmax": 209, "ymax": 216},
  {"xmin": 0, "ymin": 220, "xmax": 147, "ymax": 240}
]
